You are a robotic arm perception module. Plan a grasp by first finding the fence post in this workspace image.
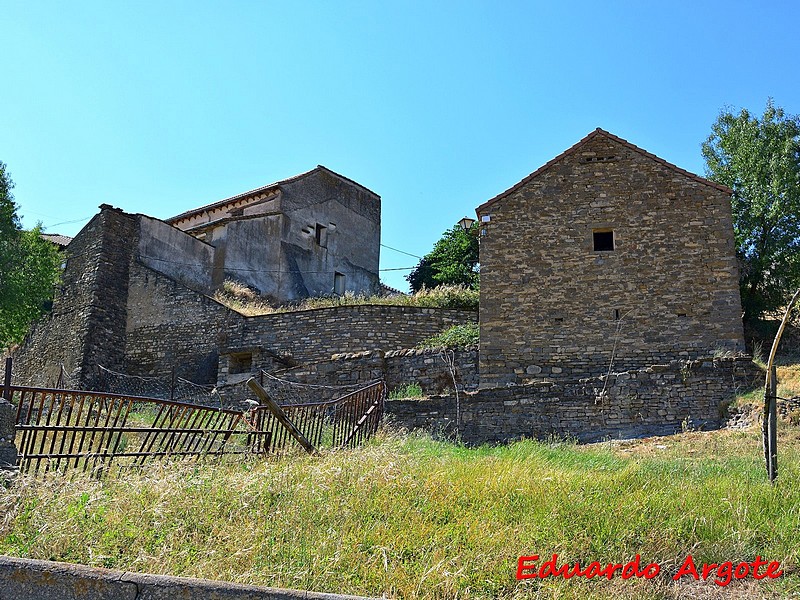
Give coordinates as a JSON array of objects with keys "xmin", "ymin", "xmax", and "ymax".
[
  {"xmin": 2, "ymin": 357, "xmax": 11, "ymax": 402},
  {"xmin": 0, "ymin": 357, "xmax": 18, "ymax": 471}
]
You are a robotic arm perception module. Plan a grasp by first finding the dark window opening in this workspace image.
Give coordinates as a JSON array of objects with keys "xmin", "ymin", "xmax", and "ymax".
[
  {"xmin": 613, "ymin": 309, "xmax": 621, "ymax": 320},
  {"xmin": 593, "ymin": 230, "xmax": 614, "ymax": 252},
  {"xmin": 315, "ymin": 223, "xmax": 328, "ymax": 247},
  {"xmin": 334, "ymin": 272, "xmax": 345, "ymax": 295},
  {"xmin": 554, "ymin": 317, "xmax": 564, "ymax": 323},
  {"xmin": 229, "ymin": 353, "xmax": 253, "ymax": 375}
]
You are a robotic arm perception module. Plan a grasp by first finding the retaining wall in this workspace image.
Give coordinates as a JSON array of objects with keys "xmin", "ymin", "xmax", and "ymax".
[
  {"xmin": 386, "ymin": 357, "xmax": 761, "ymax": 443},
  {"xmin": 218, "ymin": 306, "xmax": 477, "ymax": 384},
  {"xmin": 218, "ymin": 346, "xmax": 479, "ymax": 409}
]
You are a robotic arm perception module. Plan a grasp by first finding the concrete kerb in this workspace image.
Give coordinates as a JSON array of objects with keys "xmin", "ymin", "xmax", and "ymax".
[{"xmin": 0, "ymin": 555, "xmax": 384, "ymax": 600}]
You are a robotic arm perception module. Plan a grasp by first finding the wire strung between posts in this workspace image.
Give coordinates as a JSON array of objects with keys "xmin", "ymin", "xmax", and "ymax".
[
  {"xmin": 92, "ymin": 364, "xmax": 223, "ymax": 409},
  {"xmin": 254, "ymin": 370, "xmax": 377, "ymax": 406}
]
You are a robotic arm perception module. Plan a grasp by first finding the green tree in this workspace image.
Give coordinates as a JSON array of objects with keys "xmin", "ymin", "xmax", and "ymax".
[
  {"xmin": 406, "ymin": 223, "xmax": 479, "ymax": 292},
  {"xmin": 0, "ymin": 161, "xmax": 62, "ymax": 350},
  {"xmin": 702, "ymin": 100, "xmax": 800, "ymax": 323}
]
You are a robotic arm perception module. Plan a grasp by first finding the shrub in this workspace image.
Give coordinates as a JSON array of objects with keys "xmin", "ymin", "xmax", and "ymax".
[
  {"xmin": 417, "ymin": 322, "xmax": 479, "ymax": 349},
  {"xmin": 388, "ymin": 383, "xmax": 423, "ymax": 399}
]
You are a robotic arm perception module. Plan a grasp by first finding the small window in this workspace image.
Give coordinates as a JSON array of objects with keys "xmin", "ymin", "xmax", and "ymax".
[
  {"xmin": 613, "ymin": 309, "xmax": 621, "ymax": 320},
  {"xmin": 315, "ymin": 223, "xmax": 328, "ymax": 247},
  {"xmin": 334, "ymin": 272, "xmax": 345, "ymax": 295},
  {"xmin": 593, "ymin": 229, "xmax": 614, "ymax": 252},
  {"xmin": 229, "ymin": 353, "xmax": 253, "ymax": 375}
]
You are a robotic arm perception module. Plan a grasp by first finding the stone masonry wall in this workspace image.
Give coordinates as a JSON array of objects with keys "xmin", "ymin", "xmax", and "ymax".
[
  {"xmin": 477, "ymin": 131, "xmax": 745, "ymax": 386},
  {"xmin": 218, "ymin": 346, "xmax": 479, "ymax": 409},
  {"xmin": 124, "ymin": 261, "xmax": 244, "ymax": 384},
  {"xmin": 386, "ymin": 357, "xmax": 760, "ymax": 443},
  {"xmin": 12, "ymin": 205, "xmax": 136, "ymax": 387},
  {"xmin": 219, "ymin": 306, "xmax": 477, "ymax": 380}
]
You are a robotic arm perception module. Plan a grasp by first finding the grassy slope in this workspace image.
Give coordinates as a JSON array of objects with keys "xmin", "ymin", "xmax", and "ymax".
[{"xmin": 1, "ymin": 427, "xmax": 799, "ymax": 599}]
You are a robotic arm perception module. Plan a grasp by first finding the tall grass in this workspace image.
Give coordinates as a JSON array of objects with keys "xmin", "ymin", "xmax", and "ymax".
[
  {"xmin": 213, "ymin": 281, "xmax": 479, "ymax": 315},
  {"xmin": 1, "ymin": 428, "xmax": 798, "ymax": 599}
]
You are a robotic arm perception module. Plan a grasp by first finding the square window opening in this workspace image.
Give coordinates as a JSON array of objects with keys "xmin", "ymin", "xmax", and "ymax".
[
  {"xmin": 229, "ymin": 352, "xmax": 253, "ymax": 375},
  {"xmin": 593, "ymin": 230, "xmax": 614, "ymax": 252}
]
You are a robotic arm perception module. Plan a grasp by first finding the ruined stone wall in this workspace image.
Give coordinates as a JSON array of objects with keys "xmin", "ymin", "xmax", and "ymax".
[
  {"xmin": 386, "ymin": 357, "xmax": 760, "ymax": 443},
  {"xmin": 477, "ymin": 132, "xmax": 745, "ymax": 387},
  {"xmin": 12, "ymin": 206, "xmax": 137, "ymax": 387}
]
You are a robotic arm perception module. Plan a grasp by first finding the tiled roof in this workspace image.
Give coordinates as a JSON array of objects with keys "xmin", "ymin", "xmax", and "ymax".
[
  {"xmin": 167, "ymin": 165, "xmax": 380, "ymax": 224},
  {"xmin": 475, "ymin": 128, "xmax": 732, "ymax": 214},
  {"xmin": 380, "ymin": 282, "xmax": 406, "ymax": 297},
  {"xmin": 40, "ymin": 233, "xmax": 73, "ymax": 248}
]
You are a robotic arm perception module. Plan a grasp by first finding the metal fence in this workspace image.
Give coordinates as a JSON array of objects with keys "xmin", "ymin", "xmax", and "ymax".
[
  {"xmin": 11, "ymin": 386, "xmax": 269, "ymax": 475},
  {"xmin": 8, "ymin": 379, "xmax": 386, "ymax": 476}
]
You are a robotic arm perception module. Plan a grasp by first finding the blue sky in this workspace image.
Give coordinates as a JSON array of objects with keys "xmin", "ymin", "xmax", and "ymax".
[{"xmin": 2, "ymin": 1, "xmax": 798, "ymax": 291}]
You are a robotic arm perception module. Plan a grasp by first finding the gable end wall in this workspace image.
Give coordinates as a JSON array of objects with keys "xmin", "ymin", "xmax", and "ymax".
[{"xmin": 478, "ymin": 135, "xmax": 745, "ymax": 386}]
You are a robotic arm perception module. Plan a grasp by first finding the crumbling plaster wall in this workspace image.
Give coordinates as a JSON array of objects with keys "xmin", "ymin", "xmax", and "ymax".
[{"xmin": 274, "ymin": 169, "xmax": 381, "ymax": 301}]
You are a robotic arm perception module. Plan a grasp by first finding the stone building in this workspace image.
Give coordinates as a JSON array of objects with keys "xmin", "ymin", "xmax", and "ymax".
[
  {"xmin": 164, "ymin": 165, "xmax": 381, "ymax": 303},
  {"xmin": 475, "ymin": 128, "xmax": 745, "ymax": 387},
  {"xmin": 12, "ymin": 167, "xmax": 394, "ymax": 388}
]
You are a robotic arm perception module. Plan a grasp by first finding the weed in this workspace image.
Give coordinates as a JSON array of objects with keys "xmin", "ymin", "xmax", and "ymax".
[
  {"xmin": 417, "ymin": 322, "xmax": 479, "ymax": 349},
  {"xmin": 388, "ymin": 383, "xmax": 423, "ymax": 399}
]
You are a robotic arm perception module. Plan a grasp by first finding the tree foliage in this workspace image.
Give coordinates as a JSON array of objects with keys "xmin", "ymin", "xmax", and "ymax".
[
  {"xmin": 0, "ymin": 161, "xmax": 62, "ymax": 350},
  {"xmin": 406, "ymin": 223, "xmax": 479, "ymax": 292},
  {"xmin": 702, "ymin": 100, "xmax": 800, "ymax": 323}
]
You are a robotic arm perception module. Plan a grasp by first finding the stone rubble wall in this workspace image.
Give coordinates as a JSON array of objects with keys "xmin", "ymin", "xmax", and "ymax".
[
  {"xmin": 218, "ymin": 307, "xmax": 477, "ymax": 384},
  {"xmin": 12, "ymin": 206, "xmax": 137, "ymax": 388},
  {"xmin": 478, "ymin": 133, "xmax": 745, "ymax": 387},
  {"xmin": 218, "ymin": 346, "xmax": 479, "ymax": 409},
  {"xmin": 386, "ymin": 357, "xmax": 761, "ymax": 443}
]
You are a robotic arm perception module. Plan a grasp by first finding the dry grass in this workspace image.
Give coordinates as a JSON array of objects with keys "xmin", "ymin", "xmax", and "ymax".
[
  {"xmin": 213, "ymin": 280, "xmax": 479, "ymax": 316},
  {"xmin": 2, "ymin": 427, "xmax": 799, "ymax": 599}
]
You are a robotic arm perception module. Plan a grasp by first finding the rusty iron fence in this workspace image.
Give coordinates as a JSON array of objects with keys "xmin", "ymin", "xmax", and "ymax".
[
  {"xmin": 252, "ymin": 379, "xmax": 386, "ymax": 451},
  {"xmin": 6, "ymin": 378, "xmax": 386, "ymax": 476},
  {"xmin": 10, "ymin": 386, "xmax": 270, "ymax": 475}
]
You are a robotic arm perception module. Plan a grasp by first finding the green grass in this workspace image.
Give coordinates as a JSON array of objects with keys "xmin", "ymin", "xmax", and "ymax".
[
  {"xmin": 389, "ymin": 383, "xmax": 424, "ymax": 399},
  {"xmin": 1, "ymin": 428, "xmax": 799, "ymax": 599},
  {"xmin": 417, "ymin": 322, "xmax": 479, "ymax": 349}
]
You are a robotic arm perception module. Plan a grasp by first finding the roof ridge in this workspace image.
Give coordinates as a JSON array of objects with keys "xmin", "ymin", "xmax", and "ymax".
[
  {"xmin": 166, "ymin": 165, "xmax": 379, "ymax": 224},
  {"xmin": 475, "ymin": 129, "xmax": 731, "ymax": 214}
]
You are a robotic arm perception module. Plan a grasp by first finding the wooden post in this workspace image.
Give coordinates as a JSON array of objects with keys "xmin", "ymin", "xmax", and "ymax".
[
  {"xmin": 2, "ymin": 357, "xmax": 11, "ymax": 402},
  {"xmin": 762, "ymin": 286, "xmax": 800, "ymax": 483},
  {"xmin": 767, "ymin": 365, "xmax": 778, "ymax": 483},
  {"xmin": 247, "ymin": 378, "xmax": 316, "ymax": 454}
]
